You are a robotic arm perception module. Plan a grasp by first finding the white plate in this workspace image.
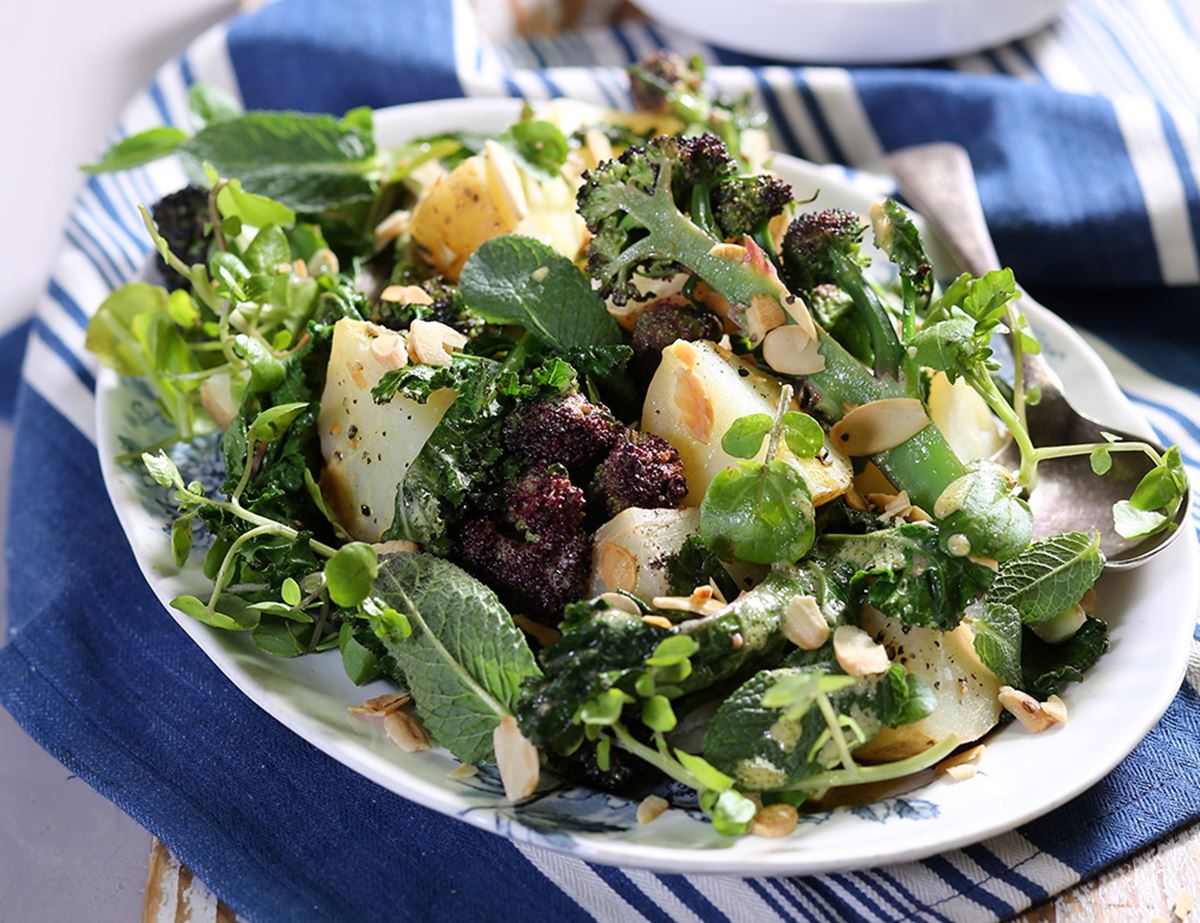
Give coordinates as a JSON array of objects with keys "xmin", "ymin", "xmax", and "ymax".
[
  {"xmin": 96, "ymin": 97, "xmax": 1198, "ymax": 876},
  {"xmin": 631, "ymin": 0, "xmax": 1067, "ymax": 64}
]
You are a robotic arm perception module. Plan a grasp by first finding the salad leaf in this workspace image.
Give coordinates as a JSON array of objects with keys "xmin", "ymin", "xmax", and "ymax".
[
  {"xmin": 501, "ymin": 120, "xmax": 569, "ymax": 178},
  {"xmin": 988, "ymin": 531, "xmax": 1103, "ymax": 623},
  {"xmin": 963, "ymin": 601, "xmax": 1023, "ymax": 687},
  {"xmin": 934, "ymin": 462, "xmax": 1034, "ymax": 563},
  {"xmin": 81, "ymin": 127, "xmax": 188, "ymax": 173},
  {"xmin": 1022, "ymin": 615, "xmax": 1108, "ymax": 699},
  {"xmin": 817, "ymin": 522, "xmax": 994, "ymax": 630},
  {"xmin": 188, "ymin": 83, "xmax": 242, "ymax": 130},
  {"xmin": 180, "ymin": 111, "xmax": 378, "ymax": 211},
  {"xmin": 367, "ymin": 552, "xmax": 541, "ymax": 764},
  {"xmin": 699, "ymin": 460, "xmax": 816, "ymax": 565},
  {"xmin": 459, "ymin": 235, "xmax": 624, "ymax": 352}
]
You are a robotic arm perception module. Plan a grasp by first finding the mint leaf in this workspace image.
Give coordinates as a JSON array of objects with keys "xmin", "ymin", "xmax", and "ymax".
[
  {"xmin": 180, "ymin": 111, "xmax": 377, "ymax": 211},
  {"xmin": 964, "ymin": 601, "xmax": 1022, "ymax": 687},
  {"xmin": 1022, "ymin": 615, "xmax": 1108, "ymax": 699},
  {"xmin": 81, "ymin": 127, "xmax": 188, "ymax": 173},
  {"xmin": 188, "ymin": 83, "xmax": 241, "ymax": 130},
  {"xmin": 989, "ymin": 531, "xmax": 1104, "ymax": 623},
  {"xmin": 369, "ymin": 552, "xmax": 541, "ymax": 763},
  {"xmin": 459, "ymin": 235, "xmax": 624, "ymax": 351}
]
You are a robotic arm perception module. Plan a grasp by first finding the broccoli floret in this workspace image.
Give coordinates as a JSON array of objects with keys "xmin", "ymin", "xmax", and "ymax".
[
  {"xmin": 150, "ymin": 185, "xmax": 211, "ymax": 290},
  {"xmin": 628, "ymin": 50, "xmax": 705, "ymax": 115},
  {"xmin": 808, "ymin": 282, "xmax": 872, "ymax": 364},
  {"xmin": 503, "ymin": 390, "xmax": 622, "ymax": 467},
  {"xmin": 781, "ymin": 210, "xmax": 902, "ymax": 378},
  {"xmin": 711, "ymin": 174, "xmax": 793, "ymax": 240},
  {"xmin": 578, "ymin": 133, "xmax": 786, "ymax": 311},
  {"xmin": 630, "ymin": 297, "xmax": 722, "ymax": 372},
  {"xmin": 592, "ymin": 431, "xmax": 687, "ymax": 516},
  {"xmin": 508, "ymin": 465, "xmax": 585, "ymax": 542},
  {"xmin": 458, "ymin": 520, "xmax": 591, "ymax": 623}
]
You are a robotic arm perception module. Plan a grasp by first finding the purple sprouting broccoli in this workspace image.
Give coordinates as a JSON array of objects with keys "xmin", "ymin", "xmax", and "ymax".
[{"xmin": 592, "ymin": 431, "xmax": 688, "ymax": 517}]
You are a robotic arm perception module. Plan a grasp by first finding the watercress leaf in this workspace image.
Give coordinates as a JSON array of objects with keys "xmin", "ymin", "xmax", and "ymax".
[
  {"xmin": 935, "ymin": 462, "xmax": 1034, "ymax": 562},
  {"xmin": 187, "ymin": 83, "xmax": 241, "ymax": 130},
  {"xmin": 459, "ymin": 235, "xmax": 624, "ymax": 351},
  {"xmin": 964, "ymin": 601, "xmax": 1023, "ymax": 687},
  {"xmin": 81, "ymin": 127, "xmax": 189, "ymax": 173},
  {"xmin": 338, "ymin": 621, "xmax": 380, "ymax": 685},
  {"xmin": 86, "ymin": 283, "xmax": 171, "ymax": 375},
  {"xmin": 721, "ymin": 414, "xmax": 772, "ymax": 459},
  {"xmin": 700, "ymin": 460, "xmax": 816, "ymax": 565},
  {"xmin": 246, "ymin": 601, "xmax": 313, "ymax": 623},
  {"xmin": 502, "ymin": 119, "xmax": 569, "ymax": 177},
  {"xmin": 216, "ymin": 179, "xmax": 297, "ymax": 229},
  {"xmin": 242, "ymin": 224, "xmax": 292, "ymax": 276},
  {"xmin": 281, "ymin": 577, "xmax": 302, "ymax": 607},
  {"xmin": 233, "ymin": 334, "xmax": 287, "ymax": 393},
  {"xmin": 781, "ymin": 411, "xmax": 824, "ymax": 459},
  {"xmin": 171, "ymin": 593, "xmax": 257, "ymax": 631},
  {"xmin": 988, "ymin": 531, "xmax": 1103, "ymax": 623},
  {"xmin": 142, "ymin": 450, "xmax": 184, "ymax": 490},
  {"xmin": 1022, "ymin": 615, "xmax": 1108, "ymax": 699},
  {"xmin": 1164, "ymin": 446, "xmax": 1189, "ymax": 494},
  {"xmin": 646, "ymin": 634, "xmax": 699, "ymax": 667},
  {"xmin": 675, "ymin": 750, "xmax": 734, "ymax": 792},
  {"xmin": 962, "ymin": 268, "xmax": 1018, "ymax": 325},
  {"xmin": 367, "ymin": 552, "xmax": 541, "ymax": 763},
  {"xmin": 252, "ymin": 619, "xmax": 307, "ymax": 657},
  {"xmin": 324, "ymin": 542, "xmax": 379, "ymax": 607},
  {"xmin": 579, "ymin": 688, "xmax": 633, "ymax": 725},
  {"xmin": 1128, "ymin": 465, "xmax": 1181, "ymax": 512},
  {"xmin": 641, "ymin": 695, "xmax": 678, "ymax": 732},
  {"xmin": 1112, "ymin": 500, "xmax": 1169, "ymax": 540},
  {"xmin": 209, "ymin": 251, "xmax": 251, "ymax": 299},
  {"xmin": 180, "ymin": 111, "xmax": 377, "ymax": 211},
  {"xmin": 1090, "ymin": 445, "xmax": 1112, "ymax": 476},
  {"xmin": 906, "ymin": 317, "xmax": 980, "ymax": 379},
  {"xmin": 711, "ymin": 789, "xmax": 757, "ymax": 836},
  {"xmin": 171, "ymin": 514, "xmax": 194, "ymax": 567},
  {"xmin": 248, "ymin": 401, "xmax": 310, "ymax": 443}
]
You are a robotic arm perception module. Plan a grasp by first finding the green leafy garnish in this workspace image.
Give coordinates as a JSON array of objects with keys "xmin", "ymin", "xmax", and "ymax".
[
  {"xmin": 989, "ymin": 531, "xmax": 1103, "ymax": 623},
  {"xmin": 81, "ymin": 127, "xmax": 189, "ymax": 173}
]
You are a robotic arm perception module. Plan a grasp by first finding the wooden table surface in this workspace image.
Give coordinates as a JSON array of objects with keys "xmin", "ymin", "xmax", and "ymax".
[{"xmin": 144, "ymin": 820, "xmax": 1199, "ymax": 922}]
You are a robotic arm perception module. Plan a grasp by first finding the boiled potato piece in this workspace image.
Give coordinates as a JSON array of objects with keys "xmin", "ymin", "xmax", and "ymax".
[
  {"xmin": 641, "ymin": 340, "xmax": 852, "ymax": 506},
  {"xmin": 318, "ymin": 319, "xmax": 456, "ymax": 542},
  {"xmin": 928, "ymin": 371, "xmax": 1006, "ymax": 464},
  {"xmin": 854, "ymin": 607, "xmax": 1002, "ymax": 761},
  {"xmin": 590, "ymin": 507, "xmax": 700, "ymax": 600},
  {"xmin": 410, "ymin": 139, "xmax": 587, "ymax": 281}
]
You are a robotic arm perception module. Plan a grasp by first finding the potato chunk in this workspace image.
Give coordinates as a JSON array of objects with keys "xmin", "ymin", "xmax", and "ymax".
[
  {"xmin": 590, "ymin": 507, "xmax": 701, "ymax": 600},
  {"xmin": 853, "ymin": 608, "xmax": 1002, "ymax": 761},
  {"xmin": 641, "ymin": 340, "xmax": 852, "ymax": 506},
  {"xmin": 318, "ymin": 319, "xmax": 456, "ymax": 542}
]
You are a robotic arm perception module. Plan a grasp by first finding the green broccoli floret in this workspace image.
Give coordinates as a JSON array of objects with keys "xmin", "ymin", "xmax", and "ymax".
[{"xmin": 711, "ymin": 174, "xmax": 793, "ymax": 241}]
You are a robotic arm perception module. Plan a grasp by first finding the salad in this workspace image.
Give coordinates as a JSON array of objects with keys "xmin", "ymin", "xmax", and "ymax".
[{"xmin": 85, "ymin": 53, "xmax": 1187, "ymax": 840}]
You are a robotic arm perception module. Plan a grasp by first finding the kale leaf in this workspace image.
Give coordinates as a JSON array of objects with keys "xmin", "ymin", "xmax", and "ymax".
[{"xmin": 1021, "ymin": 615, "xmax": 1109, "ymax": 699}]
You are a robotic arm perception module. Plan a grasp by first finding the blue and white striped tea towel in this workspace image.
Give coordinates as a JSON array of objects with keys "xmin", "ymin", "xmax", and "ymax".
[{"xmin": 2, "ymin": 1, "xmax": 1198, "ymax": 920}]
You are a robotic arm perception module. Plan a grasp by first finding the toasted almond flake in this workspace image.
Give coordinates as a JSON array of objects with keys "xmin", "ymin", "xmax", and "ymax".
[
  {"xmin": 598, "ymin": 591, "xmax": 641, "ymax": 615},
  {"xmin": 597, "ymin": 542, "xmax": 639, "ymax": 592},
  {"xmin": 1174, "ymin": 889, "xmax": 1193, "ymax": 920},
  {"xmin": 346, "ymin": 359, "xmax": 368, "ymax": 390},
  {"xmin": 530, "ymin": 265, "xmax": 549, "ymax": 283},
  {"xmin": 709, "ymin": 242, "xmax": 747, "ymax": 262},
  {"xmin": 907, "ymin": 505, "xmax": 933, "ymax": 523},
  {"xmin": 997, "ymin": 685, "xmax": 1055, "ymax": 733},
  {"xmin": 782, "ymin": 594, "xmax": 830, "ymax": 651},
  {"xmin": 448, "ymin": 763, "xmax": 478, "ymax": 780},
  {"xmin": 407, "ymin": 319, "xmax": 468, "ymax": 366},
  {"xmin": 642, "ymin": 614, "xmax": 674, "ymax": 629},
  {"xmin": 673, "ymin": 367, "xmax": 714, "ymax": 443},
  {"xmin": 744, "ymin": 293, "xmax": 785, "ymax": 346},
  {"xmin": 637, "ymin": 794, "xmax": 669, "ymax": 824},
  {"xmin": 1081, "ymin": 587, "xmax": 1097, "ymax": 613},
  {"xmin": 844, "ymin": 486, "xmax": 868, "ymax": 511},
  {"xmin": 944, "ymin": 764, "xmax": 978, "ymax": 782},
  {"xmin": 380, "ymin": 284, "xmax": 433, "ymax": 305},
  {"xmin": 782, "ymin": 296, "xmax": 818, "ymax": 342},
  {"xmin": 867, "ymin": 490, "xmax": 914, "ymax": 525},
  {"xmin": 514, "ymin": 614, "xmax": 561, "ymax": 647},
  {"xmin": 651, "ymin": 592, "xmax": 724, "ymax": 617},
  {"xmin": 935, "ymin": 744, "xmax": 986, "ymax": 776},
  {"xmin": 372, "ymin": 539, "xmax": 418, "ymax": 556},
  {"xmin": 348, "ymin": 692, "xmax": 412, "ymax": 717},
  {"xmin": 751, "ymin": 803, "xmax": 798, "ymax": 838},
  {"xmin": 833, "ymin": 625, "xmax": 890, "ymax": 677},
  {"xmin": 369, "ymin": 331, "xmax": 409, "ymax": 370},
  {"xmin": 374, "ymin": 209, "xmax": 410, "ymax": 248},
  {"xmin": 1041, "ymin": 694, "xmax": 1069, "ymax": 725},
  {"xmin": 308, "ymin": 248, "xmax": 339, "ymax": 277},
  {"xmin": 731, "ymin": 632, "xmax": 744, "ymax": 650},
  {"xmin": 292, "ymin": 258, "xmax": 309, "ymax": 278},
  {"xmin": 762, "ymin": 323, "xmax": 826, "ymax": 376},
  {"xmin": 384, "ymin": 710, "xmax": 432, "ymax": 752},
  {"xmin": 830, "ymin": 398, "xmax": 930, "ymax": 456},
  {"xmin": 493, "ymin": 715, "xmax": 539, "ymax": 800},
  {"xmin": 707, "ymin": 579, "xmax": 727, "ymax": 604}
]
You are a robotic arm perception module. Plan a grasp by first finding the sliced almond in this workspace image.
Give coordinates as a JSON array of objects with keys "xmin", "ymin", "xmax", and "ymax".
[
  {"xmin": 513, "ymin": 614, "xmax": 562, "ymax": 647},
  {"xmin": 597, "ymin": 542, "xmax": 639, "ymax": 592},
  {"xmin": 380, "ymin": 284, "xmax": 433, "ymax": 305},
  {"xmin": 448, "ymin": 763, "xmax": 478, "ymax": 780},
  {"xmin": 751, "ymin": 803, "xmax": 798, "ymax": 838},
  {"xmin": 642, "ymin": 614, "xmax": 674, "ymax": 629},
  {"xmin": 483, "ymin": 139, "xmax": 529, "ymax": 229},
  {"xmin": 833, "ymin": 625, "xmax": 889, "ymax": 677},
  {"xmin": 199, "ymin": 372, "xmax": 239, "ymax": 431},
  {"xmin": 308, "ymin": 248, "xmax": 339, "ymax": 277},
  {"xmin": 598, "ymin": 591, "xmax": 642, "ymax": 615},
  {"xmin": 867, "ymin": 490, "xmax": 914, "ymax": 525},
  {"xmin": 782, "ymin": 295, "xmax": 818, "ymax": 343},
  {"xmin": 651, "ymin": 586, "xmax": 725, "ymax": 618},
  {"xmin": 374, "ymin": 209, "xmax": 411, "ymax": 249},
  {"xmin": 830, "ymin": 398, "xmax": 930, "ymax": 456},
  {"xmin": 743, "ymin": 293, "xmax": 785, "ymax": 346},
  {"xmin": 407, "ymin": 319, "xmax": 468, "ymax": 366},
  {"xmin": 935, "ymin": 744, "xmax": 985, "ymax": 776},
  {"xmin": 637, "ymin": 794, "xmax": 669, "ymax": 825},
  {"xmin": 1041, "ymin": 694, "xmax": 1068, "ymax": 725},
  {"xmin": 782, "ymin": 594, "xmax": 830, "ymax": 651},
  {"xmin": 844, "ymin": 486, "xmax": 869, "ymax": 511},
  {"xmin": 372, "ymin": 539, "xmax": 418, "ymax": 556},
  {"xmin": 493, "ymin": 715, "xmax": 540, "ymax": 801},
  {"xmin": 762, "ymin": 323, "xmax": 826, "ymax": 376},
  {"xmin": 369, "ymin": 331, "xmax": 409, "ymax": 370},
  {"xmin": 944, "ymin": 763, "xmax": 978, "ymax": 782},
  {"xmin": 709, "ymin": 242, "xmax": 748, "ymax": 262},
  {"xmin": 672, "ymin": 367, "xmax": 714, "ymax": 443},
  {"xmin": 997, "ymin": 685, "xmax": 1055, "ymax": 733},
  {"xmin": 348, "ymin": 692, "xmax": 412, "ymax": 717},
  {"xmin": 908, "ymin": 505, "xmax": 933, "ymax": 522},
  {"xmin": 384, "ymin": 710, "xmax": 432, "ymax": 752}
]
